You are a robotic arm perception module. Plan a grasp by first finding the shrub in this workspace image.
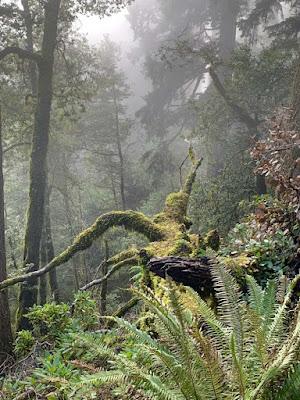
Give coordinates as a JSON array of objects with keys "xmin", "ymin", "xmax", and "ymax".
[
  {"xmin": 72, "ymin": 291, "xmax": 99, "ymax": 331},
  {"xmin": 26, "ymin": 303, "xmax": 72, "ymax": 340},
  {"xmin": 14, "ymin": 330, "xmax": 35, "ymax": 357}
]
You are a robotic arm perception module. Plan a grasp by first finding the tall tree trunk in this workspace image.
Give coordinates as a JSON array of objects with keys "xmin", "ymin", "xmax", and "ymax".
[
  {"xmin": 17, "ymin": 0, "xmax": 61, "ymax": 331},
  {"xmin": 61, "ymin": 182, "xmax": 80, "ymax": 291},
  {"xmin": 219, "ymin": 0, "xmax": 239, "ymax": 80},
  {"xmin": 112, "ymin": 85, "xmax": 126, "ymax": 210},
  {"xmin": 0, "ymin": 106, "xmax": 13, "ymax": 359},
  {"xmin": 78, "ymin": 189, "xmax": 90, "ymax": 284},
  {"xmin": 44, "ymin": 187, "xmax": 59, "ymax": 301},
  {"xmin": 39, "ymin": 231, "xmax": 47, "ymax": 305},
  {"xmin": 21, "ymin": 0, "xmax": 37, "ymax": 95},
  {"xmin": 99, "ymin": 241, "xmax": 109, "ymax": 315},
  {"xmin": 207, "ymin": 0, "xmax": 239, "ymax": 178}
]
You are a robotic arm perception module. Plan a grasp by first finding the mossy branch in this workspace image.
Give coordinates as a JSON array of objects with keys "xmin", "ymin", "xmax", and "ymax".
[
  {"xmin": 0, "ymin": 212, "xmax": 163, "ymax": 291},
  {"xmin": 183, "ymin": 158, "xmax": 203, "ymax": 196}
]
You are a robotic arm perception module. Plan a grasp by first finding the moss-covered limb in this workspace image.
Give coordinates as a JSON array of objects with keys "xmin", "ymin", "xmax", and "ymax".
[
  {"xmin": 106, "ymin": 248, "xmax": 139, "ymax": 267},
  {"xmin": 158, "ymin": 158, "xmax": 203, "ymax": 226},
  {"xmin": 80, "ymin": 256, "xmax": 139, "ymax": 291},
  {"xmin": 183, "ymin": 158, "xmax": 203, "ymax": 196},
  {"xmin": 0, "ymin": 212, "xmax": 162, "ymax": 291},
  {"xmin": 74, "ymin": 211, "xmax": 164, "ymax": 246}
]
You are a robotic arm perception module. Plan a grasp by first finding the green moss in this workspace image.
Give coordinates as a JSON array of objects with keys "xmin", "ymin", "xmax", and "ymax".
[
  {"xmin": 169, "ymin": 238, "xmax": 193, "ymax": 257},
  {"xmin": 163, "ymin": 192, "xmax": 189, "ymax": 223},
  {"xmin": 183, "ymin": 158, "xmax": 203, "ymax": 195},
  {"xmin": 107, "ymin": 248, "xmax": 139, "ymax": 266},
  {"xmin": 0, "ymin": 159, "xmax": 204, "ymax": 297}
]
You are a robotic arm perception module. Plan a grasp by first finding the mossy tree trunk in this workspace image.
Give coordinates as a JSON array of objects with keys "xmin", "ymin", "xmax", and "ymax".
[
  {"xmin": 17, "ymin": 0, "xmax": 61, "ymax": 331},
  {"xmin": 0, "ymin": 106, "xmax": 13, "ymax": 359}
]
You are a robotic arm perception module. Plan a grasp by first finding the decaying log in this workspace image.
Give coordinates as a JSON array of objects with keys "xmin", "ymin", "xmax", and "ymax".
[{"xmin": 147, "ymin": 256, "xmax": 215, "ymax": 295}]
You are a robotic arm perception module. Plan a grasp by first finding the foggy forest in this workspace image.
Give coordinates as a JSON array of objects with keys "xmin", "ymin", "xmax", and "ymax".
[{"xmin": 0, "ymin": 0, "xmax": 300, "ymax": 399}]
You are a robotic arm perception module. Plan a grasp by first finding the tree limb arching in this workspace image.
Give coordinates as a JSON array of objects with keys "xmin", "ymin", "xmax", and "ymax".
[
  {"xmin": 0, "ymin": 212, "xmax": 163, "ymax": 291},
  {"xmin": 0, "ymin": 46, "xmax": 42, "ymax": 64}
]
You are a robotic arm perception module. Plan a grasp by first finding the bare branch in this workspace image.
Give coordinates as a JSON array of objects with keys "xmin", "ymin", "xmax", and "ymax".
[
  {"xmin": 3, "ymin": 141, "xmax": 31, "ymax": 154},
  {"xmin": 80, "ymin": 256, "xmax": 139, "ymax": 291}
]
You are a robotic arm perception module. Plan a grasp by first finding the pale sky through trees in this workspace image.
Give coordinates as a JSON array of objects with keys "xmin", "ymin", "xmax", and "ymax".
[{"xmin": 78, "ymin": 5, "xmax": 150, "ymax": 114}]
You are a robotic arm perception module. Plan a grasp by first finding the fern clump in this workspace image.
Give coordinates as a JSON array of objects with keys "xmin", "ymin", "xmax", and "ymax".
[{"xmin": 84, "ymin": 265, "xmax": 300, "ymax": 400}]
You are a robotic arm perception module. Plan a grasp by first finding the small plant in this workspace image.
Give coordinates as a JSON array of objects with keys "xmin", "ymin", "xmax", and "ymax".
[
  {"xmin": 222, "ymin": 196, "xmax": 298, "ymax": 284},
  {"xmin": 14, "ymin": 330, "xmax": 35, "ymax": 357},
  {"xmin": 72, "ymin": 291, "xmax": 99, "ymax": 331},
  {"xmin": 24, "ymin": 352, "xmax": 83, "ymax": 399},
  {"xmin": 26, "ymin": 303, "xmax": 72, "ymax": 340}
]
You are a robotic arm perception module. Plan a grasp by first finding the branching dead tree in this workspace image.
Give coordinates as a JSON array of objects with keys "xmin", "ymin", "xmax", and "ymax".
[{"xmin": 0, "ymin": 159, "xmax": 203, "ymax": 292}]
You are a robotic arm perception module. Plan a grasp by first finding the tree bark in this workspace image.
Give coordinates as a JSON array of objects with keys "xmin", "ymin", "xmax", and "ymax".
[
  {"xmin": 147, "ymin": 256, "xmax": 214, "ymax": 296},
  {"xmin": 17, "ymin": 0, "xmax": 61, "ymax": 331},
  {"xmin": 61, "ymin": 182, "xmax": 80, "ymax": 291},
  {"xmin": 44, "ymin": 187, "xmax": 59, "ymax": 301},
  {"xmin": 0, "ymin": 106, "xmax": 13, "ymax": 359},
  {"xmin": 99, "ymin": 241, "xmax": 109, "ymax": 315},
  {"xmin": 21, "ymin": 0, "xmax": 38, "ymax": 95},
  {"xmin": 112, "ymin": 84, "xmax": 126, "ymax": 210},
  {"xmin": 218, "ymin": 0, "xmax": 239, "ymax": 80},
  {"xmin": 39, "ymin": 231, "xmax": 47, "ymax": 305}
]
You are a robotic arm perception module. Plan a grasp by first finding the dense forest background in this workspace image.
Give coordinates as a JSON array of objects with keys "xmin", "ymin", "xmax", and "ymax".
[{"xmin": 0, "ymin": 0, "xmax": 300, "ymax": 399}]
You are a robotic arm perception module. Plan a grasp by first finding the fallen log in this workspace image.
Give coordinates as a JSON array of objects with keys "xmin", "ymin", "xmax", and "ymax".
[{"xmin": 147, "ymin": 256, "xmax": 215, "ymax": 295}]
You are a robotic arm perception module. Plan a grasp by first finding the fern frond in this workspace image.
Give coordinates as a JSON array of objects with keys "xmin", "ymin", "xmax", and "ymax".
[
  {"xmin": 211, "ymin": 264, "xmax": 245, "ymax": 358},
  {"xmin": 267, "ymin": 274, "xmax": 300, "ymax": 345},
  {"xmin": 273, "ymin": 363, "xmax": 300, "ymax": 400},
  {"xmin": 247, "ymin": 275, "xmax": 264, "ymax": 315}
]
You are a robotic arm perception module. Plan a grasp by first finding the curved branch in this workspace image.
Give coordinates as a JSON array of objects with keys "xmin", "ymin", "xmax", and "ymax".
[
  {"xmin": 80, "ymin": 256, "xmax": 139, "ymax": 291},
  {"xmin": 0, "ymin": 46, "xmax": 42, "ymax": 64},
  {"xmin": 0, "ymin": 212, "xmax": 162, "ymax": 291}
]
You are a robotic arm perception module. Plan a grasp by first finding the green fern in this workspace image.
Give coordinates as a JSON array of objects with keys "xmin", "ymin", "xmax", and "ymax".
[{"xmin": 83, "ymin": 265, "xmax": 300, "ymax": 400}]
